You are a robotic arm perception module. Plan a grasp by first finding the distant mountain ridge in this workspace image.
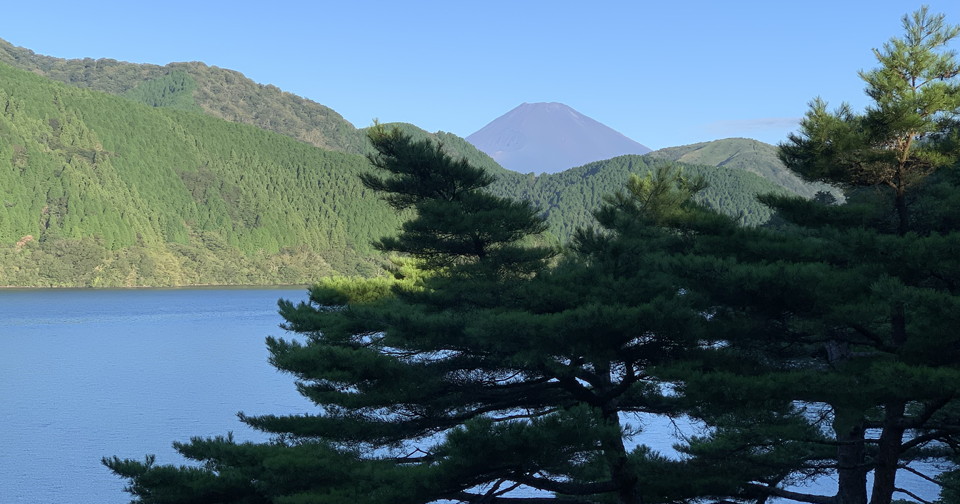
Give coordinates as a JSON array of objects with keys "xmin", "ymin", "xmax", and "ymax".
[
  {"xmin": 467, "ymin": 102, "xmax": 651, "ymax": 174},
  {"xmin": 0, "ymin": 38, "xmax": 371, "ymax": 155}
]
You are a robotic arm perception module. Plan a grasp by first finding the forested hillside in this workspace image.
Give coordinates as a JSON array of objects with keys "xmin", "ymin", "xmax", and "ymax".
[
  {"xmin": 0, "ymin": 38, "xmax": 370, "ymax": 155},
  {"xmin": 0, "ymin": 38, "xmax": 516, "ymax": 173},
  {"xmin": 0, "ymin": 62, "xmax": 399, "ymax": 287},
  {"xmin": 489, "ymin": 155, "xmax": 791, "ymax": 241},
  {"xmin": 0, "ymin": 61, "xmax": 803, "ymax": 287},
  {"xmin": 0, "ymin": 38, "xmax": 820, "ymax": 204}
]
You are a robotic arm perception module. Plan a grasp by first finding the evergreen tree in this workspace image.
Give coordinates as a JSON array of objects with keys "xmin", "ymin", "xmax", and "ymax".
[
  {"xmin": 779, "ymin": 6, "xmax": 960, "ymax": 235},
  {"xmin": 653, "ymin": 9, "xmax": 960, "ymax": 504}
]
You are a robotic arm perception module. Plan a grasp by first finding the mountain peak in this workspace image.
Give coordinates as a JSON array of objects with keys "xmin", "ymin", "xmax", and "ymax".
[{"xmin": 466, "ymin": 102, "xmax": 650, "ymax": 174}]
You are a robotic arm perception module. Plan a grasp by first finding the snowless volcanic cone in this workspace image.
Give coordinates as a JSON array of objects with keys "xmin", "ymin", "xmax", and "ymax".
[{"xmin": 466, "ymin": 102, "xmax": 651, "ymax": 174}]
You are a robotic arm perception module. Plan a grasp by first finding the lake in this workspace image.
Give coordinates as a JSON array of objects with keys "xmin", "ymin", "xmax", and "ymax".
[
  {"xmin": 0, "ymin": 288, "xmax": 312, "ymax": 504},
  {"xmin": 0, "ymin": 288, "xmax": 942, "ymax": 503}
]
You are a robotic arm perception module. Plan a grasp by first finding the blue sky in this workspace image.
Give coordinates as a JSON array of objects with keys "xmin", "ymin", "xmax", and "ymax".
[{"xmin": 2, "ymin": 1, "xmax": 958, "ymax": 150}]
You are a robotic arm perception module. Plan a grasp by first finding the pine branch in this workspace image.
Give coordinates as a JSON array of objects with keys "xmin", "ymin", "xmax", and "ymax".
[
  {"xmin": 744, "ymin": 483, "xmax": 836, "ymax": 504},
  {"xmin": 894, "ymin": 487, "xmax": 935, "ymax": 504},
  {"xmin": 455, "ymin": 494, "xmax": 598, "ymax": 504},
  {"xmin": 900, "ymin": 426, "xmax": 960, "ymax": 452},
  {"xmin": 510, "ymin": 473, "xmax": 618, "ymax": 496},
  {"xmin": 898, "ymin": 465, "xmax": 944, "ymax": 487},
  {"xmin": 490, "ymin": 408, "xmax": 560, "ymax": 422}
]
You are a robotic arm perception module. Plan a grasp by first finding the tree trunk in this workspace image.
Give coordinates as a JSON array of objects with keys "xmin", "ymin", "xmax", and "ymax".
[
  {"xmin": 869, "ymin": 402, "xmax": 907, "ymax": 504},
  {"xmin": 602, "ymin": 409, "xmax": 642, "ymax": 504},
  {"xmin": 835, "ymin": 413, "xmax": 868, "ymax": 504},
  {"xmin": 894, "ymin": 186, "xmax": 909, "ymax": 236},
  {"xmin": 597, "ymin": 360, "xmax": 642, "ymax": 504},
  {"xmin": 870, "ymin": 297, "xmax": 909, "ymax": 504}
]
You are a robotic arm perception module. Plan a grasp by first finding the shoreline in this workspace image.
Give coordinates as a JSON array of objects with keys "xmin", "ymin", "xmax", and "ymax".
[{"xmin": 0, "ymin": 283, "xmax": 311, "ymax": 291}]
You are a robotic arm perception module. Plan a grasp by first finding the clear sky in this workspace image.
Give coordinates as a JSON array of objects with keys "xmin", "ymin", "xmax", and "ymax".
[{"xmin": 2, "ymin": 1, "xmax": 958, "ymax": 150}]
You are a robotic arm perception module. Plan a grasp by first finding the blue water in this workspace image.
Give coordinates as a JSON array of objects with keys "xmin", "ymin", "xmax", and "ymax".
[
  {"xmin": 0, "ymin": 288, "xmax": 312, "ymax": 504},
  {"xmin": 0, "ymin": 288, "xmax": 942, "ymax": 503}
]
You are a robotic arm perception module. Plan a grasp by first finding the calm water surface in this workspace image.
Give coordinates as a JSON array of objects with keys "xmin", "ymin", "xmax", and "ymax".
[
  {"xmin": 0, "ymin": 288, "xmax": 941, "ymax": 503},
  {"xmin": 0, "ymin": 288, "xmax": 312, "ymax": 504}
]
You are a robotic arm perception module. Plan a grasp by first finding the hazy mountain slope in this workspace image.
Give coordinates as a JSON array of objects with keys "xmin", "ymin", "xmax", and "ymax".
[
  {"xmin": 645, "ymin": 138, "xmax": 830, "ymax": 198},
  {"xmin": 467, "ymin": 102, "xmax": 651, "ymax": 174},
  {"xmin": 0, "ymin": 38, "xmax": 370, "ymax": 155},
  {"xmin": 0, "ymin": 62, "xmax": 398, "ymax": 287}
]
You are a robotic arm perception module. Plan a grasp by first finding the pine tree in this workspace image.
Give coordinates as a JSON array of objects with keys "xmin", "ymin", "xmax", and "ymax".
[
  {"xmin": 657, "ymin": 9, "xmax": 960, "ymax": 504},
  {"xmin": 779, "ymin": 6, "xmax": 960, "ymax": 235}
]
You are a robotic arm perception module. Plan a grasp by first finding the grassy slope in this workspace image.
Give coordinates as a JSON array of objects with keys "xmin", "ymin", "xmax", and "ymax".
[{"xmin": 645, "ymin": 138, "xmax": 832, "ymax": 198}]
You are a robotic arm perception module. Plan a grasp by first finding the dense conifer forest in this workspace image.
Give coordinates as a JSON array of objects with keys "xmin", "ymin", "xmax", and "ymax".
[{"xmin": 491, "ymin": 154, "xmax": 793, "ymax": 241}]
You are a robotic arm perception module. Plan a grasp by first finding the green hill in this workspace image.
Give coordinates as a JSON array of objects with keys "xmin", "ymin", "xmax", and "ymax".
[
  {"xmin": 0, "ymin": 62, "xmax": 399, "ymax": 287},
  {"xmin": 645, "ymin": 138, "xmax": 831, "ymax": 198},
  {"xmin": 0, "ymin": 38, "xmax": 514, "ymax": 173}
]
